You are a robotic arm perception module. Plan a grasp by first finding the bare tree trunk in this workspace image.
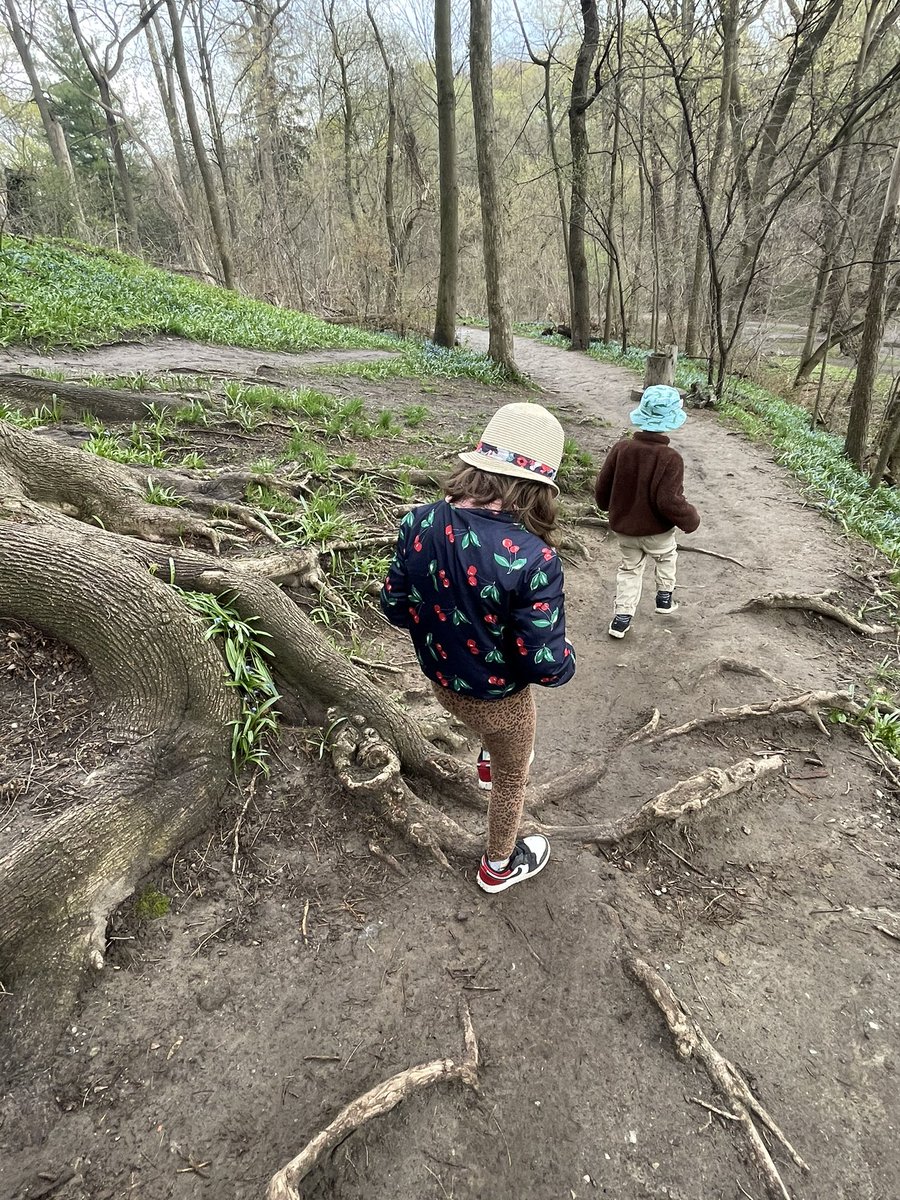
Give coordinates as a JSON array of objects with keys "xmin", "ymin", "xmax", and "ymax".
[
  {"xmin": 469, "ymin": 0, "xmax": 517, "ymax": 373},
  {"xmin": 165, "ymin": 0, "xmax": 235, "ymax": 290},
  {"xmin": 602, "ymin": 1, "xmax": 623, "ymax": 344},
  {"xmin": 801, "ymin": 0, "xmax": 900, "ymax": 368},
  {"xmin": 145, "ymin": 13, "xmax": 191, "ymax": 193},
  {"xmin": 845, "ymin": 138, "xmax": 900, "ymax": 467},
  {"xmin": 870, "ymin": 378, "xmax": 900, "ymax": 488},
  {"xmin": 432, "ymin": 0, "xmax": 458, "ymax": 347},
  {"xmin": 367, "ymin": 1, "xmax": 402, "ymax": 318},
  {"xmin": 684, "ymin": 0, "xmax": 738, "ymax": 357},
  {"xmin": 512, "ymin": 1, "xmax": 572, "ymax": 325},
  {"xmin": 3, "ymin": 0, "xmax": 89, "ymax": 238},
  {"xmin": 66, "ymin": 0, "xmax": 140, "ymax": 251},
  {"xmin": 322, "ymin": 0, "xmax": 357, "ymax": 225},
  {"xmin": 568, "ymin": 0, "xmax": 601, "ymax": 351},
  {"xmin": 189, "ymin": 0, "xmax": 240, "ymax": 243}
]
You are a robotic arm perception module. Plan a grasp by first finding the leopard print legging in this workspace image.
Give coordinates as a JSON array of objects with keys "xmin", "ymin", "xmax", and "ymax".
[{"xmin": 432, "ymin": 684, "xmax": 536, "ymax": 860}]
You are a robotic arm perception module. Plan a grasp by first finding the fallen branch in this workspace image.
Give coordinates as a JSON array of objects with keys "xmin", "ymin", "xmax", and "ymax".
[
  {"xmin": 572, "ymin": 515, "xmax": 747, "ymax": 566},
  {"xmin": 739, "ymin": 591, "xmax": 893, "ymax": 638},
  {"xmin": 646, "ymin": 691, "xmax": 861, "ymax": 742},
  {"xmin": 267, "ymin": 1001, "xmax": 478, "ymax": 1200},
  {"xmin": 624, "ymin": 952, "xmax": 809, "ymax": 1199}
]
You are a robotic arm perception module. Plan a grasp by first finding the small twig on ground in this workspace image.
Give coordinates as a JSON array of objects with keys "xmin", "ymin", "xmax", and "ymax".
[
  {"xmin": 688, "ymin": 1096, "xmax": 739, "ymax": 1121},
  {"xmin": 349, "ymin": 655, "xmax": 404, "ymax": 675},
  {"xmin": 267, "ymin": 1001, "xmax": 479, "ymax": 1200},
  {"xmin": 368, "ymin": 841, "xmax": 409, "ymax": 877},
  {"xmin": 624, "ymin": 952, "xmax": 809, "ymax": 1200},
  {"xmin": 738, "ymin": 591, "xmax": 893, "ymax": 637},
  {"xmin": 230, "ymin": 773, "xmax": 259, "ymax": 875},
  {"xmin": 572, "ymin": 516, "xmax": 748, "ymax": 566},
  {"xmin": 874, "ymin": 923, "xmax": 900, "ymax": 944}
]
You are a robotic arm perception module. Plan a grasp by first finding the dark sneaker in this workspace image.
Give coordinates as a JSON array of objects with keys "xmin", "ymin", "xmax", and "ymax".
[
  {"xmin": 477, "ymin": 836, "xmax": 551, "ymax": 894},
  {"xmin": 476, "ymin": 746, "xmax": 534, "ymax": 791},
  {"xmin": 655, "ymin": 591, "xmax": 679, "ymax": 615},
  {"xmin": 476, "ymin": 748, "xmax": 492, "ymax": 790},
  {"xmin": 608, "ymin": 614, "xmax": 632, "ymax": 639}
]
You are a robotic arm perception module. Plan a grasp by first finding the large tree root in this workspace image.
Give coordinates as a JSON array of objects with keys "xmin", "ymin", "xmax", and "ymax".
[
  {"xmin": 624, "ymin": 953, "xmax": 809, "ymax": 1199},
  {"xmin": 329, "ymin": 712, "xmax": 782, "ymax": 858},
  {"xmin": 0, "ymin": 523, "xmax": 235, "ymax": 1048},
  {"xmin": 0, "ymin": 420, "xmax": 262, "ymax": 550},
  {"xmin": 739, "ymin": 590, "xmax": 893, "ymax": 637},
  {"xmin": 267, "ymin": 1002, "xmax": 479, "ymax": 1200}
]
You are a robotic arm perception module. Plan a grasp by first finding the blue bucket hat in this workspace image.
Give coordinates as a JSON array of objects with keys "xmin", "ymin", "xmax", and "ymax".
[{"xmin": 630, "ymin": 384, "xmax": 686, "ymax": 432}]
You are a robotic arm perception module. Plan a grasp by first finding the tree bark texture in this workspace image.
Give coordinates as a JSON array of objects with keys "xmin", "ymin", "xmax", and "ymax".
[
  {"xmin": 0, "ymin": 521, "xmax": 235, "ymax": 1043},
  {"xmin": 469, "ymin": 0, "xmax": 517, "ymax": 372},
  {"xmin": 844, "ymin": 137, "xmax": 900, "ymax": 467},
  {"xmin": 568, "ymin": 0, "xmax": 600, "ymax": 351}
]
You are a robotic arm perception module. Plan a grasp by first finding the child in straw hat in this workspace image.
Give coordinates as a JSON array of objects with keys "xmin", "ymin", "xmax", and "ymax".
[
  {"xmin": 381, "ymin": 402, "xmax": 576, "ymax": 894},
  {"xmin": 594, "ymin": 384, "xmax": 700, "ymax": 639}
]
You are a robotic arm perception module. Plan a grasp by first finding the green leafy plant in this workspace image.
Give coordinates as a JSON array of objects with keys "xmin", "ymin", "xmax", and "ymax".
[
  {"xmin": 145, "ymin": 479, "xmax": 183, "ymax": 506},
  {"xmin": 178, "ymin": 589, "xmax": 280, "ymax": 773}
]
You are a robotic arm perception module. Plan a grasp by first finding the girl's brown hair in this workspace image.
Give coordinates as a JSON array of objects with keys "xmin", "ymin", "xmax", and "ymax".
[{"xmin": 444, "ymin": 464, "xmax": 559, "ymax": 545}]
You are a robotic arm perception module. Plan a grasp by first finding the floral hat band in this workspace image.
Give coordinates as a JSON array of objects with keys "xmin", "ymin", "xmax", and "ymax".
[
  {"xmin": 458, "ymin": 402, "xmax": 565, "ymax": 494},
  {"xmin": 474, "ymin": 440, "xmax": 558, "ymax": 481}
]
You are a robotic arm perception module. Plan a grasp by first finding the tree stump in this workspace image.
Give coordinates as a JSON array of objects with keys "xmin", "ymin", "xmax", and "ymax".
[{"xmin": 644, "ymin": 344, "xmax": 678, "ymax": 387}]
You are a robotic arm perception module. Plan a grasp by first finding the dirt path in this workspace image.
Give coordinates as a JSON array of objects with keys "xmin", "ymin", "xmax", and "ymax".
[
  {"xmin": 1, "ymin": 335, "xmax": 398, "ymax": 379},
  {"xmin": 3, "ymin": 333, "xmax": 899, "ymax": 1200}
]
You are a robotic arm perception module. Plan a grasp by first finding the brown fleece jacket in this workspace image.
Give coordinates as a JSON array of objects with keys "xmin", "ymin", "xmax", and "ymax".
[{"xmin": 594, "ymin": 431, "xmax": 700, "ymax": 536}]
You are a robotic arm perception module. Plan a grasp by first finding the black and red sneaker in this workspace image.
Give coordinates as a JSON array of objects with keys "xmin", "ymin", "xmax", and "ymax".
[
  {"xmin": 477, "ymin": 836, "xmax": 551, "ymax": 894},
  {"xmin": 475, "ymin": 747, "xmax": 535, "ymax": 791},
  {"xmin": 476, "ymin": 748, "xmax": 492, "ymax": 790}
]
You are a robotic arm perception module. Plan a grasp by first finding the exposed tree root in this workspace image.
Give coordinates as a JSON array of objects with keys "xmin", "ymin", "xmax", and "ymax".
[
  {"xmin": 330, "ymin": 716, "xmax": 480, "ymax": 864},
  {"xmin": 739, "ymin": 590, "xmax": 893, "ymax": 637},
  {"xmin": 698, "ymin": 657, "xmax": 790, "ymax": 691},
  {"xmin": 0, "ymin": 522, "xmax": 235, "ymax": 1046},
  {"xmin": 623, "ymin": 952, "xmax": 809, "ymax": 1200},
  {"xmin": 267, "ymin": 1001, "xmax": 479, "ymax": 1200},
  {"xmin": 646, "ymin": 691, "xmax": 861, "ymax": 742},
  {"xmin": 0, "ymin": 371, "xmax": 192, "ymax": 422},
  {"xmin": 524, "ymin": 757, "xmax": 783, "ymax": 845}
]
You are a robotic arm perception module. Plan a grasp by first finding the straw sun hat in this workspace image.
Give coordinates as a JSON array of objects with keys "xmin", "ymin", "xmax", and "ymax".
[{"xmin": 458, "ymin": 402, "xmax": 565, "ymax": 495}]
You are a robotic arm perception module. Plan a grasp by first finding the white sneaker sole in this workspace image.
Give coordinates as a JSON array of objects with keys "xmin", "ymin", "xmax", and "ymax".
[
  {"xmin": 608, "ymin": 625, "xmax": 629, "ymax": 639},
  {"xmin": 655, "ymin": 606, "xmax": 679, "ymax": 616},
  {"xmin": 477, "ymin": 843, "xmax": 550, "ymax": 893},
  {"xmin": 476, "ymin": 748, "xmax": 535, "ymax": 791}
]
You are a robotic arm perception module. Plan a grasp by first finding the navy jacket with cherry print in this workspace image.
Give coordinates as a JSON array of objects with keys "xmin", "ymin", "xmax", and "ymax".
[{"xmin": 380, "ymin": 499, "xmax": 576, "ymax": 699}]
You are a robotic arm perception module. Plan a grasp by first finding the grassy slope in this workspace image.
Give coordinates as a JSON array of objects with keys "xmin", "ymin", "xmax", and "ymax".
[
  {"xmin": 0, "ymin": 238, "xmax": 397, "ymax": 352},
  {"xmin": 0, "ymin": 238, "xmax": 512, "ymax": 387}
]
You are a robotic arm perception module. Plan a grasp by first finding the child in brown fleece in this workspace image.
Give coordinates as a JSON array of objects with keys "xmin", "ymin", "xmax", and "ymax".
[{"xmin": 594, "ymin": 385, "xmax": 700, "ymax": 638}]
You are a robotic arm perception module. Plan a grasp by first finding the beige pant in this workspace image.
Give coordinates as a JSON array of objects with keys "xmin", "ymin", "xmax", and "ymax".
[{"xmin": 614, "ymin": 529, "xmax": 677, "ymax": 615}]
